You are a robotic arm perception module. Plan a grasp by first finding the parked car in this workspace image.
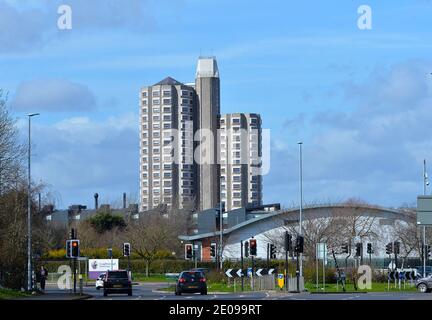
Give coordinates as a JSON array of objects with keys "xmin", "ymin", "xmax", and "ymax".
[
  {"xmin": 103, "ymin": 270, "xmax": 132, "ymax": 296},
  {"xmin": 95, "ymin": 273, "xmax": 105, "ymax": 290},
  {"xmin": 415, "ymin": 275, "xmax": 432, "ymax": 293},
  {"xmin": 175, "ymin": 271, "xmax": 207, "ymax": 295}
]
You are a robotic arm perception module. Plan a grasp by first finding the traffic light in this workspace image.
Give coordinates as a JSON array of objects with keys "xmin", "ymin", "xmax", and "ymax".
[
  {"xmin": 69, "ymin": 228, "xmax": 76, "ymax": 239},
  {"xmin": 341, "ymin": 244, "xmax": 349, "ymax": 254},
  {"xmin": 250, "ymin": 238, "xmax": 257, "ymax": 256},
  {"xmin": 393, "ymin": 241, "xmax": 400, "ymax": 255},
  {"xmin": 367, "ymin": 243, "xmax": 373, "ymax": 254},
  {"xmin": 355, "ymin": 243, "xmax": 362, "ymax": 257},
  {"xmin": 295, "ymin": 235, "xmax": 304, "ymax": 254},
  {"xmin": 270, "ymin": 244, "xmax": 277, "ymax": 259},
  {"xmin": 210, "ymin": 243, "xmax": 217, "ymax": 258},
  {"xmin": 66, "ymin": 240, "xmax": 71, "ymax": 258},
  {"xmin": 123, "ymin": 243, "xmax": 131, "ymax": 257},
  {"xmin": 424, "ymin": 244, "xmax": 431, "ymax": 260},
  {"xmin": 386, "ymin": 242, "xmax": 393, "ymax": 255},
  {"xmin": 284, "ymin": 232, "xmax": 292, "ymax": 252},
  {"xmin": 244, "ymin": 241, "xmax": 249, "ymax": 258},
  {"xmin": 185, "ymin": 244, "xmax": 193, "ymax": 260},
  {"xmin": 70, "ymin": 240, "xmax": 80, "ymax": 258}
]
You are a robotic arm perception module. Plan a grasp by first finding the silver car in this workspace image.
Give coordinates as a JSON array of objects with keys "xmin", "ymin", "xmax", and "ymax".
[{"xmin": 416, "ymin": 275, "xmax": 432, "ymax": 293}]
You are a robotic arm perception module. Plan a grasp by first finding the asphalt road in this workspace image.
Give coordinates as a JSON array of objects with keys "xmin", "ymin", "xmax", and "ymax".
[
  {"xmin": 87, "ymin": 283, "xmax": 432, "ymax": 301},
  {"xmin": 38, "ymin": 283, "xmax": 432, "ymax": 300}
]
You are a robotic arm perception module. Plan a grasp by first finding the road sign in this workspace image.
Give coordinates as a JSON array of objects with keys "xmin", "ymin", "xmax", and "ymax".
[
  {"xmin": 247, "ymin": 267, "xmax": 253, "ymax": 277},
  {"xmin": 277, "ymin": 274, "xmax": 284, "ymax": 289},
  {"xmin": 256, "ymin": 268, "xmax": 266, "ymax": 277},
  {"xmin": 388, "ymin": 261, "xmax": 396, "ymax": 270},
  {"xmin": 225, "ymin": 269, "xmax": 246, "ymax": 278}
]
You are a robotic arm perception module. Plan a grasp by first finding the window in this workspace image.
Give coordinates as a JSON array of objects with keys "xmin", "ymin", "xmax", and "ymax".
[
  {"xmin": 233, "ymin": 176, "xmax": 241, "ymax": 182},
  {"xmin": 163, "ymin": 115, "xmax": 171, "ymax": 121},
  {"xmin": 142, "ymin": 91, "xmax": 148, "ymax": 97},
  {"xmin": 163, "ymin": 123, "xmax": 171, "ymax": 129},
  {"xmin": 153, "ymin": 99, "xmax": 160, "ymax": 105},
  {"xmin": 232, "ymin": 118, "xmax": 240, "ymax": 124},
  {"xmin": 153, "ymin": 115, "xmax": 160, "ymax": 121},
  {"xmin": 153, "ymin": 107, "xmax": 160, "ymax": 113},
  {"xmin": 181, "ymin": 98, "xmax": 189, "ymax": 105},
  {"xmin": 233, "ymin": 192, "xmax": 241, "ymax": 198},
  {"xmin": 233, "ymin": 168, "xmax": 241, "ymax": 173},
  {"xmin": 142, "ymin": 99, "xmax": 148, "ymax": 105},
  {"xmin": 152, "ymin": 91, "xmax": 160, "ymax": 97},
  {"xmin": 163, "ymin": 107, "xmax": 171, "ymax": 113},
  {"xmin": 163, "ymin": 90, "xmax": 171, "ymax": 97},
  {"xmin": 163, "ymin": 98, "xmax": 171, "ymax": 105}
]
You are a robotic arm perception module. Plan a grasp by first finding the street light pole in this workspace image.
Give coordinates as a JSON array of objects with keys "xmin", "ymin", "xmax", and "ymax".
[
  {"xmin": 298, "ymin": 142, "xmax": 303, "ymax": 277},
  {"xmin": 27, "ymin": 113, "xmax": 39, "ymax": 291},
  {"xmin": 423, "ymin": 159, "xmax": 427, "ymax": 278}
]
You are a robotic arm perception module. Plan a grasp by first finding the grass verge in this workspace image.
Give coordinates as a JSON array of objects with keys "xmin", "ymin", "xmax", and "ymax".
[{"xmin": 0, "ymin": 288, "xmax": 31, "ymax": 300}]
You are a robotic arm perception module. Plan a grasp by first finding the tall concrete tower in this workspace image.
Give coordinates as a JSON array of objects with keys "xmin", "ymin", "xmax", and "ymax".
[{"xmin": 195, "ymin": 57, "xmax": 220, "ymax": 211}]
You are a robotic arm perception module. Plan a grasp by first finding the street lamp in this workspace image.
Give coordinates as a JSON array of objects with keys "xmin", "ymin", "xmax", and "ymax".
[
  {"xmin": 298, "ymin": 142, "xmax": 303, "ymax": 277},
  {"xmin": 27, "ymin": 113, "xmax": 39, "ymax": 291}
]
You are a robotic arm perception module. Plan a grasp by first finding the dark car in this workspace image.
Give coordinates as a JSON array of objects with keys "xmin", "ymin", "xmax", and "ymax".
[
  {"xmin": 416, "ymin": 275, "xmax": 432, "ymax": 293},
  {"xmin": 175, "ymin": 271, "xmax": 207, "ymax": 295},
  {"xmin": 103, "ymin": 270, "xmax": 132, "ymax": 296},
  {"xmin": 415, "ymin": 266, "xmax": 432, "ymax": 278},
  {"xmin": 191, "ymin": 268, "xmax": 210, "ymax": 275}
]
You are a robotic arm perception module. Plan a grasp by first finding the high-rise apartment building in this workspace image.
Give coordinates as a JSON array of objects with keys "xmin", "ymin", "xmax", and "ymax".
[
  {"xmin": 139, "ymin": 77, "xmax": 196, "ymax": 211},
  {"xmin": 139, "ymin": 57, "xmax": 263, "ymax": 213},
  {"xmin": 219, "ymin": 113, "xmax": 263, "ymax": 211}
]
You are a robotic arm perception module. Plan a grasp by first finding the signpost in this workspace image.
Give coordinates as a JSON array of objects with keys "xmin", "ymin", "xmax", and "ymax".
[{"xmin": 278, "ymin": 274, "xmax": 284, "ymax": 289}]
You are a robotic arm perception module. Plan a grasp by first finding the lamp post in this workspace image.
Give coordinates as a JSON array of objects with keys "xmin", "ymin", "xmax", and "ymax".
[
  {"xmin": 423, "ymin": 159, "xmax": 428, "ymax": 278},
  {"xmin": 27, "ymin": 113, "xmax": 39, "ymax": 291},
  {"xmin": 298, "ymin": 142, "xmax": 303, "ymax": 277}
]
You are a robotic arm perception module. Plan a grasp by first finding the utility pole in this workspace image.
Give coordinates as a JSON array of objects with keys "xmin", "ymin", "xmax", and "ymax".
[
  {"xmin": 219, "ymin": 201, "xmax": 223, "ymax": 270},
  {"xmin": 27, "ymin": 113, "xmax": 39, "ymax": 291}
]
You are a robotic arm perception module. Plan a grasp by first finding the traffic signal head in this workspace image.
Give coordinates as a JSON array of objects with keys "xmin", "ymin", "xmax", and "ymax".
[
  {"xmin": 244, "ymin": 241, "xmax": 250, "ymax": 258},
  {"xmin": 185, "ymin": 244, "xmax": 193, "ymax": 260},
  {"xmin": 70, "ymin": 240, "xmax": 80, "ymax": 258},
  {"xmin": 123, "ymin": 243, "xmax": 131, "ymax": 257},
  {"xmin": 249, "ymin": 239, "xmax": 257, "ymax": 256},
  {"xmin": 427, "ymin": 245, "xmax": 431, "ymax": 259},
  {"xmin": 66, "ymin": 240, "xmax": 71, "ymax": 258},
  {"xmin": 367, "ymin": 243, "xmax": 373, "ymax": 254},
  {"xmin": 385, "ymin": 242, "xmax": 393, "ymax": 255},
  {"xmin": 210, "ymin": 243, "xmax": 217, "ymax": 258},
  {"xmin": 295, "ymin": 235, "xmax": 304, "ymax": 254},
  {"xmin": 270, "ymin": 244, "xmax": 276, "ymax": 259},
  {"xmin": 393, "ymin": 241, "xmax": 400, "ymax": 255},
  {"xmin": 341, "ymin": 244, "xmax": 349, "ymax": 254},
  {"xmin": 284, "ymin": 232, "xmax": 292, "ymax": 252},
  {"xmin": 355, "ymin": 243, "xmax": 362, "ymax": 257}
]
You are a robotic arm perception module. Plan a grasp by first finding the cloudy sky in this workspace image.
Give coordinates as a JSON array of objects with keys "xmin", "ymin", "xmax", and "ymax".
[{"xmin": 1, "ymin": 0, "xmax": 432, "ymax": 209}]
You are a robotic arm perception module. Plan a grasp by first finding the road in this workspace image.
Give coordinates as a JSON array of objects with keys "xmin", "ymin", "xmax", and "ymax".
[{"xmin": 39, "ymin": 282, "xmax": 432, "ymax": 300}]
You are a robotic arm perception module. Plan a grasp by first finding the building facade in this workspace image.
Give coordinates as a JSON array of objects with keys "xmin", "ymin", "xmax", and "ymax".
[
  {"xmin": 195, "ymin": 57, "xmax": 221, "ymax": 211},
  {"xmin": 139, "ymin": 77, "xmax": 196, "ymax": 211},
  {"xmin": 220, "ymin": 113, "xmax": 263, "ymax": 211}
]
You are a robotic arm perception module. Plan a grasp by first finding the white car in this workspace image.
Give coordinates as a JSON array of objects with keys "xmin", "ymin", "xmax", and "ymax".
[{"xmin": 95, "ymin": 273, "xmax": 106, "ymax": 290}]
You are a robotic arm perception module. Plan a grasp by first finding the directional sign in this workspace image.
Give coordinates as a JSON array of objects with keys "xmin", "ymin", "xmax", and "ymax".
[
  {"xmin": 225, "ymin": 269, "xmax": 234, "ymax": 278},
  {"xmin": 225, "ymin": 269, "xmax": 246, "ymax": 278},
  {"xmin": 268, "ymin": 268, "xmax": 276, "ymax": 275},
  {"xmin": 277, "ymin": 274, "xmax": 284, "ymax": 289},
  {"xmin": 255, "ymin": 268, "xmax": 277, "ymax": 277},
  {"xmin": 247, "ymin": 268, "xmax": 253, "ymax": 277}
]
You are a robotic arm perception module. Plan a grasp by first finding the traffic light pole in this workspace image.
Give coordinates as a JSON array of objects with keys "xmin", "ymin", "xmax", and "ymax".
[
  {"xmin": 266, "ymin": 243, "xmax": 270, "ymax": 269},
  {"xmin": 251, "ymin": 256, "xmax": 255, "ymax": 291},
  {"xmin": 285, "ymin": 248, "xmax": 288, "ymax": 291},
  {"xmin": 240, "ymin": 241, "xmax": 244, "ymax": 292},
  {"xmin": 296, "ymin": 251, "xmax": 300, "ymax": 292},
  {"xmin": 73, "ymin": 257, "xmax": 77, "ymax": 294}
]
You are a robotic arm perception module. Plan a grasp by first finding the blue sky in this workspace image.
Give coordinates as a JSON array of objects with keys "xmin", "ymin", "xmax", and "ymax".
[{"xmin": 1, "ymin": 0, "xmax": 432, "ymax": 209}]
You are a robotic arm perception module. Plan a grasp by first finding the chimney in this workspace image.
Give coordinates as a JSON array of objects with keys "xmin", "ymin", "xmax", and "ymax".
[
  {"xmin": 94, "ymin": 193, "xmax": 99, "ymax": 210},
  {"xmin": 123, "ymin": 193, "xmax": 127, "ymax": 209}
]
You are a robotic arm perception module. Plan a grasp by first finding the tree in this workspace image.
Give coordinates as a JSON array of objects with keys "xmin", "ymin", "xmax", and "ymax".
[
  {"xmin": 126, "ymin": 212, "xmax": 181, "ymax": 277},
  {"xmin": 88, "ymin": 211, "xmax": 127, "ymax": 234}
]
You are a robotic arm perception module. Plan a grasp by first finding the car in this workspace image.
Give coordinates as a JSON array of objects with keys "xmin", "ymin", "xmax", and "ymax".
[
  {"xmin": 95, "ymin": 273, "xmax": 106, "ymax": 290},
  {"xmin": 415, "ymin": 275, "xmax": 432, "ymax": 293},
  {"xmin": 103, "ymin": 270, "xmax": 132, "ymax": 296},
  {"xmin": 415, "ymin": 266, "xmax": 432, "ymax": 277},
  {"xmin": 175, "ymin": 271, "xmax": 207, "ymax": 296},
  {"xmin": 191, "ymin": 268, "xmax": 210, "ymax": 275}
]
